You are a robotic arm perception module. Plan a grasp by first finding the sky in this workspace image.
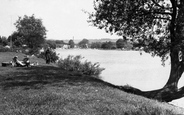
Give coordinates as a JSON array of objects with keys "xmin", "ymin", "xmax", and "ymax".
[{"xmin": 0, "ymin": 0, "xmax": 118, "ymax": 40}]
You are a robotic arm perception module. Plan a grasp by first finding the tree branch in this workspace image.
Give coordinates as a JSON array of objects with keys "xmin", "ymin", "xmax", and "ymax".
[
  {"xmin": 151, "ymin": 11, "xmax": 172, "ymax": 15},
  {"xmin": 140, "ymin": 7, "xmax": 172, "ymax": 16},
  {"xmin": 176, "ymin": 0, "xmax": 181, "ymax": 8},
  {"xmin": 153, "ymin": 16, "xmax": 171, "ymax": 21},
  {"xmin": 139, "ymin": 10, "xmax": 172, "ymax": 20},
  {"xmin": 151, "ymin": 0, "xmax": 172, "ymax": 10}
]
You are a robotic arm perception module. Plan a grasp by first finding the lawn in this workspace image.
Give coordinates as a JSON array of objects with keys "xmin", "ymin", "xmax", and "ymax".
[{"xmin": 0, "ymin": 52, "xmax": 184, "ymax": 115}]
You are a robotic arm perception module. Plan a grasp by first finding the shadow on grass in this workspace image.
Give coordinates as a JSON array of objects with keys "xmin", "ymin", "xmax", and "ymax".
[{"xmin": 1, "ymin": 65, "xmax": 116, "ymax": 90}]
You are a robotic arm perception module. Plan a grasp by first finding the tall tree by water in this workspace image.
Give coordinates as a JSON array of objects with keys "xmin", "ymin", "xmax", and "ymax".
[
  {"xmin": 89, "ymin": 0, "xmax": 184, "ymax": 102},
  {"xmin": 14, "ymin": 14, "xmax": 47, "ymax": 53},
  {"xmin": 78, "ymin": 39, "xmax": 89, "ymax": 48}
]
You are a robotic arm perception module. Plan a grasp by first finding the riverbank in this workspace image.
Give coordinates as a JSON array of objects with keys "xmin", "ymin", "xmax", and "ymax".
[
  {"xmin": 56, "ymin": 48, "xmax": 184, "ymax": 107},
  {"xmin": 0, "ymin": 52, "xmax": 184, "ymax": 114}
]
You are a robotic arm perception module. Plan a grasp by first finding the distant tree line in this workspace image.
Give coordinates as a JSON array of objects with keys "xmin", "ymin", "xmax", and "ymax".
[
  {"xmin": 45, "ymin": 38, "xmax": 135, "ymax": 50},
  {"xmin": 0, "ymin": 14, "xmax": 137, "ymax": 52},
  {"xmin": 1, "ymin": 32, "xmax": 136, "ymax": 51},
  {"xmin": 90, "ymin": 38, "xmax": 133, "ymax": 50},
  {"xmin": 0, "ymin": 36, "xmax": 8, "ymax": 46}
]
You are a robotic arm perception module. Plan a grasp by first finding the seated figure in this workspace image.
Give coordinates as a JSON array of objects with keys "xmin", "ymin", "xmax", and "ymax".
[
  {"xmin": 12, "ymin": 56, "xmax": 30, "ymax": 67},
  {"xmin": 22, "ymin": 55, "xmax": 30, "ymax": 67}
]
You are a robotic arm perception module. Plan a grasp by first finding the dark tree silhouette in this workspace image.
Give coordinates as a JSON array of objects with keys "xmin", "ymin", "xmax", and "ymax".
[
  {"xmin": 68, "ymin": 39, "xmax": 75, "ymax": 48},
  {"xmin": 14, "ymin": 14, "xmax": 47, "ymax": 53},
  {"xmin": 89, "ymin": 0, "xmax": 184, "ymax": 102},
  {"xmin": 78, "ymin": 39, "xmax": 89, "ymax": 48},
  {"xmin": 116, "ymin": 39, "xmax": 125, "ymax": 49}
]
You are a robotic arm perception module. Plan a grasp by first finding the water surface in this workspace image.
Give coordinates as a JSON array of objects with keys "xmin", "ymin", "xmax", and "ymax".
[{"xmin": 56, "ymin": 48, "xmax": 184, "ymax": 108}]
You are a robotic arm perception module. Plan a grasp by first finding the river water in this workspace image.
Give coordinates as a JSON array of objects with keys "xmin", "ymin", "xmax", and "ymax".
[{"xmin": 56, "ymin": 48, "xmax": 184, "ymax": 108}]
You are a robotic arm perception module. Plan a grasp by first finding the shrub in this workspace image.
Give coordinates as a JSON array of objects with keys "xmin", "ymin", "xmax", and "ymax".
[
  {"xmin": 57, "ymin": 55, "xmax": 105, "ymax": 77},
  {"xmin": 50, "ymin": 51, "xmax": 59, "ymax": 63}
]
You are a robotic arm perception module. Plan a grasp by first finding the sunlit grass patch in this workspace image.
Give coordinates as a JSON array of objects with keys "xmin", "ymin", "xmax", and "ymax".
[{"xmin": 1, "ymin": 85, "xmax": 180, "ymax": 115}]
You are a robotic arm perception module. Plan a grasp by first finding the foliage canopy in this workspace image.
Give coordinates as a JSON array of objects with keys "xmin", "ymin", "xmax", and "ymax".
[
  {"xmin": 78, "ymin": 39, "xmax": 89, "ymax": 48},
  {"xmin": 68, "ymin": 40, "xmax": 75, "ymax": 48},
  {"xmin": 89, "ymin": 0, "xmax": 184, "ymax": 102},
  {"xmin": 89, "ymin": 0, "xmax": 176, "ymax": 58},
  {"xmin": 14, "ymin": 14, "xmax": 47, "ymax": 53}
]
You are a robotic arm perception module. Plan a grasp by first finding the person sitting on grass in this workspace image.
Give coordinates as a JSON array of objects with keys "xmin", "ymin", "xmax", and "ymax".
[
  {"xmin": 22, "ymin": 55, "xmax": 30, "ymax": 67},
  {"xmin": 12, "ymin": 56, "xmax": 30, "ymax": 67}
]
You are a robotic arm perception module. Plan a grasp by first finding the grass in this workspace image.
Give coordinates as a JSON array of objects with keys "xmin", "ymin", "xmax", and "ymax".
[{"xmin": 0, "ymin": 52, "xmax": 184, "ymax": 115}]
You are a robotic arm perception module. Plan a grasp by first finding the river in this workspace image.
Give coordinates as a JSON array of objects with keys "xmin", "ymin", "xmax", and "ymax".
[{"xmin": 56, "ymin": 48, "xmax": 184, "ymax": 108}]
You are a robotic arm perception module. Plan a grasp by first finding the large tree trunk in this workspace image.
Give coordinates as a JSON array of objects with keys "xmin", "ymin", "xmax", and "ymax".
[
  {"xmin": 142, "ymin": 49, "xmax": 184, "ymax": 102},
  {"xmin": 118, "ymin": 0, "xmax": 184, "ymax": 102},
  {"xmin": 118, "ymin": 53, "xmax": 184, "ymax": 102},
  {"xmin": 119, "ymin": 54, "xmax": 184, "ymax": 102}
]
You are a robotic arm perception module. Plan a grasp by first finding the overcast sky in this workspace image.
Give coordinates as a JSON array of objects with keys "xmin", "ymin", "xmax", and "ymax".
[{"xmin": 0, "ymin": 0, "xmax": 118, "ymax": 40}]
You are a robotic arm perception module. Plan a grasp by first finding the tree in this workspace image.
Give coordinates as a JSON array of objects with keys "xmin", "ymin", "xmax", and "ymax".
[
  {"xmin": 101, "ymin": 42, "xmax": 109, "ymax": 49},
  {"xmin": 14, "ymin": 14, "xmax": 47, "ymax": 53},
  {"xmin": 78, "ymin": 39, "xmax": 89, "ymax": 48},
  {"xmin": 0, "ymin": 36, "xmax": 2, "ymax": 46},
  {"xmin": 46, "ymin": 40, "xmax": 57, "ymax": 49},
  {"xmin": 101, "ymin": 41, "xmax": 115, "ymax": 49},
  {"xmin": 0, "ymin": 36, "xmax": 8, "ymax": 46},
  {"xmin": 8, "ymin": 32, "xmax": 24, "ymax": 47},
  {"xmin": 116, "ymin": 38, "xmax": 125, "ymax": 49},
  {"xmin": 55, "ymin": 40, "xmax": 64, "ymax": 44},
  {"xmin": 89, "ymin": 0, "xmax": 184, "ymax": 102},
  {"xmin": 68, "ymin": 39, "xmax": 75, "ymax": 48},
  {"xmin": 91, "ymin": 42, "xmax": 102, "ymax": 49}
]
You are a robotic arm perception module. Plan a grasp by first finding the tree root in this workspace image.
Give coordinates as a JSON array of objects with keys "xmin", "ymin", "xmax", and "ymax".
[{"xmin": 117, "ymin": 85, "xmax": 184, "ymax": 102}]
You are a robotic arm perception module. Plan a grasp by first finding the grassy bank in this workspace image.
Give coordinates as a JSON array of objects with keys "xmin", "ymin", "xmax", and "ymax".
[{"xmin": 0, "ymin": 52, "xmax": 184, "ymax": 115}]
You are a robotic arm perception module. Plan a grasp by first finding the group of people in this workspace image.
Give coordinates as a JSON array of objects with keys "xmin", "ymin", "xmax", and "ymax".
[
  {"xmin": 12, "ymin": 55, "xmax": 38, "ymax": 67},
  {"xmin": 10, "ymin": 47, "xmax": 53, "ymax": 67},
  {"xmin": 12, "ymin": 55, "xmax": 31, "ymax": 67}
]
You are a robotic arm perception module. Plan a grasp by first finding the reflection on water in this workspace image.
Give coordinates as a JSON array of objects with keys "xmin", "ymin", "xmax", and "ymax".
[{"xmin": 56, "ymin": 48, "xmax": 184, "ymax": 108}]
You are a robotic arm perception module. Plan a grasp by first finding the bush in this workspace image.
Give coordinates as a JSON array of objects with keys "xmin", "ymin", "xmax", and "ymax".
[
  {"xmin": 57, "ymin": 55, "xmax": 105, "ymax": 77},
  {"xmin": 50, "ymin": 51, "xmax": 59, "ymax": 63}
]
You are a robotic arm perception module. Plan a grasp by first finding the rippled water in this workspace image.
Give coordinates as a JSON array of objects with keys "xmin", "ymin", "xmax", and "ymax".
[{"xmin": 56, "ymin": 48, "xmax": 184, "ymax": 108}]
